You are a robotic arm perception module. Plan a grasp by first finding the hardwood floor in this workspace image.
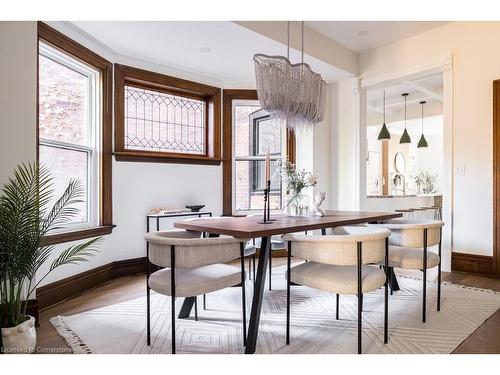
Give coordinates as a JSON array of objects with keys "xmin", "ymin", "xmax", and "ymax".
[{"xmin": 37, "ymin": 260, "xmax": 500, "ymax": 354}]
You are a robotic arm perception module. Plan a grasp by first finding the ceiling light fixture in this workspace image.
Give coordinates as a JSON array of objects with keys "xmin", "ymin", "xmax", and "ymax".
[
  {"xmin": 399, "ymin": 93, "xmax": 411, "ymax": 144},
  {"xmin": 377, "ymin": 90, "xmax": 390, "ymax": 140},
  {"xmin": 358, "ymin": 30, "xmax": 368, "ymax": 36},
  {"xmin": 417, "ymin": 101, "xmax": 429, "ymax": 148},
  {"xmin": 200, "ymin": 47, "xmax": 211, "ymax": 53},
  {"xmin": 254, "ymin": 21, "xmax": 326, "ymax": 131}
]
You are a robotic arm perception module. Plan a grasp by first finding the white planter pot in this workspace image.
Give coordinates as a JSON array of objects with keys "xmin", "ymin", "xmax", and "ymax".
[{"xmin": 1, "ymin": 316, "xmax": 36, "ymax": 354}]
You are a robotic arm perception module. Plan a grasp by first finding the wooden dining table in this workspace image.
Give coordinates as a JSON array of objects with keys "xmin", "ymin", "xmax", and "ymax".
[{"xmin": 174, "ymin": 210, "xmax": 402, "ymax": 354}]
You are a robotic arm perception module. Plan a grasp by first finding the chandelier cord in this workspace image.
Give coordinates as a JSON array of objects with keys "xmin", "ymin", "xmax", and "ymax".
[
  {"xmin": 287, "ymin": 21, "xmax": 290, "ymax": 60},
  {"xmin": 301, "ymin": 21, "xmax": 304, "ymax": 63}
]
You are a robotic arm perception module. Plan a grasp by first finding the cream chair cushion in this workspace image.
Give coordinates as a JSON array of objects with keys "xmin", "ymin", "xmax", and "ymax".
[
  {"xmin": 379, "ymin": 246, "xmax": 440, "ymax": 270},
  {"xmin": 148, "ymin": 264, "xmax": 244, "ymax": 297},
  {"xmin": 290, "ymin": 261, "xmax": 386, "ymax": 294}
]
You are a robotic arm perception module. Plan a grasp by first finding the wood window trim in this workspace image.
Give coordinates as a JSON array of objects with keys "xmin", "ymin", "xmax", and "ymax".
[
  {"xmin": 222, "ymin": 89, "xmax": 296, "ymax": 216},
  {"xmin": 37, "ymin": 22, "xmax": 114, "ymax": 245},
  {"xmin": 114, "ymin": 64, "xmax": 222, "ymax": 165}
]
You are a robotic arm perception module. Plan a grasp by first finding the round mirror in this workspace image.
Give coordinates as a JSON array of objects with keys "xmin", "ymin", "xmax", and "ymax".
[{"xmin": 394, "ymin": 152, "xmax": 406, "ymax": 173}]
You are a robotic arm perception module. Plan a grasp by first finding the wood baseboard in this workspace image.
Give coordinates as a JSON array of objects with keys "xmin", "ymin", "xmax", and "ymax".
[
  {"xmin": 36, "ymin": 257, "xmax": 147, "ymax": 310},
  {"xmin": 451, "ymin": 252, "xmax": 495, "ymax": 276}
]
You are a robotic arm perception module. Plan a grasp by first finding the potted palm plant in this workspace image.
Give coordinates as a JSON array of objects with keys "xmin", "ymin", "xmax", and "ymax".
[{"xmin": 0, "ymin": 163, "xmax": 101, "ymax": 354}]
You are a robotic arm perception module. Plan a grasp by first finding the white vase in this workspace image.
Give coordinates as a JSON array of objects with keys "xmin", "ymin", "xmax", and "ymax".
[{"xmin": 1, "ymin": 316, "xmax": 36, "ymax": 354}]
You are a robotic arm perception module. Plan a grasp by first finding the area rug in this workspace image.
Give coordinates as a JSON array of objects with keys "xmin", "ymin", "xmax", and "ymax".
[{"xmin": 50, "ymin": 267, "xmax": 500, "ymax": 354}]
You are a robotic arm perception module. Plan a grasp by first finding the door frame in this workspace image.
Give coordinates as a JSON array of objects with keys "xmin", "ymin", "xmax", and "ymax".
[
  {"xmin": 356, "ymin": 55, "xmax": 454, "ymax": 272},
  {"xmin": 493, "ymin": 80, "xmax": 500, "ymax": 276}
]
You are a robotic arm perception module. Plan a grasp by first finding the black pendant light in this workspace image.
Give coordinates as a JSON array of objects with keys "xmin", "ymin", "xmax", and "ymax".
[
  {"xmin": 418, "ymin": 100, "xmax": 429, "ymax": 148},
  {"xmin": 377, "ymin": 90, "xmax": 390, "ymax": 140},
  {"xmin": 399, "ymin": 93, "xmax": 411, "ymax": 144}
]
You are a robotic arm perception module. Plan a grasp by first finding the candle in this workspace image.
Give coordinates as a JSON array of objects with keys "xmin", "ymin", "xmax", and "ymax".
[{"xmin": 265, "ymin": 149, "xmax": 270, "ymax": 183}]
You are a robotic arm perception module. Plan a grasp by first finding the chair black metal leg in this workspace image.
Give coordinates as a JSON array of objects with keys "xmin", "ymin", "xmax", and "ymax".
[
  {"xmin": 422, "ymin": 229, "xmax": 428, "ymax": 323},
  {"xmin": 240, "ymin": 243, "xmax": 247, "ymax": 347},
  {"xmin": 384, "ymin": 237, "xmax": 389, "ymax": 344},
  {"xmin": 171, "ymin": 245, "xmax": 176, "ymax": 354},
  {"xmin": 335, "ymin": 294, "xmax": 339, "ymax": 320},
  {"xmin": 203, "ymin": 294, "xmax": 206, "ymax": 310},
  {"xmin": 357, "ymin": 242, "xmax": 363, "ymax": 354},
  {"xmin": 269, "ymin": 250, "xmax": 272, "ymax": 291},
  {"xmin": 245, "ymin": 236, "xmax": 271, "ymax": 354},
  {"xmin": 146, "ymin": 247, "xmax": 151, "ymax": 346},
  {"xmin": 437, "ymin": 229, "xmax": 442, "ymax": 312},
  {"xmin": 194, "ymin": 296, "xmax": 198, "ymax": 321},
  {"xmin": 286, "ymin": 241, "xmax": 291, "ymax": 345}
]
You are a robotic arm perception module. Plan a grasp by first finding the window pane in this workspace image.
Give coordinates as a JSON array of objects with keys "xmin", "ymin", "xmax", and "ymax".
[
  {"xmin": 256, "ymin": 117, "xmax": 281, "ymax": 155},
  {"xmin": 124, "ymin": 85, "xmax": 206, "ymax": 155},
  {"xmin": 39, "ymin": 145, "xmax": 88, "ymax": 224},
  {"xmin": 39, "ymin": 54, "xmax": 88, "ymax": 145},
  {"xmin": 234, "ymin": 160, "xmax": 281, "ymax": 211},
  {"xmin": 234, "ymin": 104, "xmax": 260, "ymax": 157}
]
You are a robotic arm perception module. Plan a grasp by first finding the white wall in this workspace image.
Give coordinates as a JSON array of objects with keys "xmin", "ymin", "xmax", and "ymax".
[
  {"xmin": 359, "ymin": 21, "xmax": 500, "ymax": 256},
  {"xmin": 0, "ymin": 22, "xmax": 225, "ymax": 286},
  {"xmin": 0, "ymin": 22, "xmax": 37, "ymax": 185},
  {"xmin": 1, "ymin": 21, "xmax": 320, "ymax": 286},
  {"xmin": 332, "ymin": 78, "xmax": 359, "ymax": 210}
]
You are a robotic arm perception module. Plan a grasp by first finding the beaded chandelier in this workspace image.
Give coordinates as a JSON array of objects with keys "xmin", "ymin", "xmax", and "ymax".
[{"xmin": 253, "ymin": 22, "xmax": 326, "ymax": 130}]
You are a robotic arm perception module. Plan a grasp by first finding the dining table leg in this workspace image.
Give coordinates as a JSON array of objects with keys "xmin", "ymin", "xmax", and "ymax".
[{"xmin": 245, "ymin": 235, "xmax": 271, "ymax": 354}]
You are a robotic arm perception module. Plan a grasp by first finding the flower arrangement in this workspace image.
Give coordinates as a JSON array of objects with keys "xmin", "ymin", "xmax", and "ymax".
[
  {"xmin": 415, "ymin": 170, "xmax": 438, "ymax": 194},
  {"xmin": 275, "ymin": 158, "xmax": 318, "ymax": 194},
  {"xmin": 274, "ymin": 158, "xmax": 318, "ymax": 214}
]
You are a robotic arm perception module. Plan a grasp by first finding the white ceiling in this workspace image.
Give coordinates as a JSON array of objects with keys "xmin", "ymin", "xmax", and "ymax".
[
  {"xmin": 367, "ymin": 73, "xmax": 443, "ymax": 126},
  {"xmin": 306, "ymin": 21, "xmax": 449, "ymax": 53},
  {"xmin": 70, "ymin": 21, "xmax": 351, "ymax": 86}
]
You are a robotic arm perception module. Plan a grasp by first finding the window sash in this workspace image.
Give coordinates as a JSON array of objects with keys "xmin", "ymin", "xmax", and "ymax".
[
  {"xmin": 38, "ymin": 42, "xmax": 101, "ymax": 231},
  {"xmin": 123, "ymin": 84, "xmax": 207, "ymax": 156},
  {"xmin": 232, "ymin": 100, "xmax": 287, "ymax": 214},
  {"xmin": 114, "ymin": 64, "xmax": 221, "ymax": 164}
]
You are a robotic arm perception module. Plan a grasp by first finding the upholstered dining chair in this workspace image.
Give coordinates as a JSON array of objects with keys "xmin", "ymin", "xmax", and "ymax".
[
  {"xmin": 367, "ymin": 219, "xmax": 444, "ymax": 323},
  {"xmin": 182, "ymin": 216, "xmax": 256, "ymax": 310},
  {"xmin": 283, "ymin": 226, "xmax": 391, "ymax": 354},
  {"xmin": 144, "ymin": 229, "xmax": 250, "ymax": 354}
]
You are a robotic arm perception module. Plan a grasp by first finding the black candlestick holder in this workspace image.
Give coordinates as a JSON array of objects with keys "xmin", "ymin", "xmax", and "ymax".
[
  {"xmin": 258, "ymin": 179, "xmax": 273, "ymax": 224},
  {"xmin": 266, "ymin": 180, "xmax": 276, "ymax": 221}
]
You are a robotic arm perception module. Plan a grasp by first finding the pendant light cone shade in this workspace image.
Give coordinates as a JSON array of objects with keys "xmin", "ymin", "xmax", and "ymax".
[
  {"xmin": 399, "ymin": 93, "xmax": 411, "ymax": 144},
  {"xmin": 378, "ymin": 123, "xmax": 391, "ymax": 140},
  {"xmin": 377, "ymin": 90, "xmax": 391, "ymax": 140},
  {"xmin": 417, "ymin": 100, "xmax": 428, "ymax": 148},
  {"xmin": 400, "ymin": 128, "xmax": 411, "ymax": 143},
  {"xmin": 418, "ymin": 134, "xmax": 429, "ymax": 148}
]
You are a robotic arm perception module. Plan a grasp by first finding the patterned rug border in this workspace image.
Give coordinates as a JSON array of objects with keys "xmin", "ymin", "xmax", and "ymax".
[
  {"xmin": 50, "ymin": 316, "xmax": 92, "ymax": 354},
  {"xmin": 49, "ymin": 276, "xmax": 500, "ymax": 354}
]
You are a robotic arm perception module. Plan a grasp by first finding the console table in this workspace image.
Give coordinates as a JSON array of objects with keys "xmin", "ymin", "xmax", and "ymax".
[{"xmin": 146, "ymin": 211, "xmax": 212, "ymax": 232}]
